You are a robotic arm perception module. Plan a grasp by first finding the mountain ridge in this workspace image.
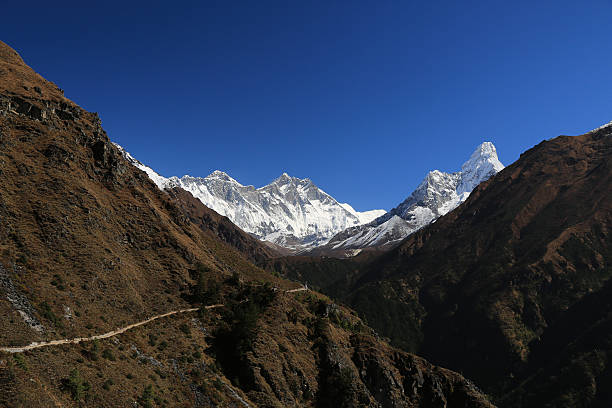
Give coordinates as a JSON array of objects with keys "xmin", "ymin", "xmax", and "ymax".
[
  {"xmin": 116, "ymin": 145, "xmax": 386, "ymax": 250},
  {"xmin": 313, "ymin": 141, "xmax": 504, "ymax": 254},
  {"xmin": 292, "ymin": 127, "xmax": 612, "ymax": 406}
]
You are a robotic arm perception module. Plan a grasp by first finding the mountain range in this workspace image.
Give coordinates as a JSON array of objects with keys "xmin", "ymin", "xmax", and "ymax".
[
  {"xmin": 116, "ymin": 146, "xmax": 385, "ymax": 251},
  {"xmin": 118, "ymin": 141, "xmax": 503, "ymax": 256}
]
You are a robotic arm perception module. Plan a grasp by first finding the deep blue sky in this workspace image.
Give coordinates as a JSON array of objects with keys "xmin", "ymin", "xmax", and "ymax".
[{"xmin": 3, "ymin": 1, "xmax": 612, "ymax": 210}]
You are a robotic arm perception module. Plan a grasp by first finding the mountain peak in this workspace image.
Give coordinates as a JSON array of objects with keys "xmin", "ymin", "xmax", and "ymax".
[
  {"xmin": 205, "ymin": 170, "xmax": 240, "ymax": 184},
  {"xmin": 271, "ymin": 172, "xmax": 306, "ymax": 185},
  {"xmin": 324, "ymin": 141, "xmax": 505, "ymax": 252},
  {"xmin": 469, "ymin": 141, "xmax": 499, "ymax": 161},
  {"xmin": 462, "ymin": 142, "xmax": 503, "ymax": 173},
  {"xmin": 209, "ymin": 170, "xmax": 230, "ymax": 177},
  {"xmin": 276, "ymin": 172, "xmax": 292, "ymax": 182},
  {"xmin": 458, "ymin": 142, "xmax": 504, "ymax": 194}
]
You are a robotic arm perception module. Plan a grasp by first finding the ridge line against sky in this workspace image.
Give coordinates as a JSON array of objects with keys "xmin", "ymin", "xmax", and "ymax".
[{"xmin": 2, "ymin": 1, "xmax": 612, "ymax": 210}]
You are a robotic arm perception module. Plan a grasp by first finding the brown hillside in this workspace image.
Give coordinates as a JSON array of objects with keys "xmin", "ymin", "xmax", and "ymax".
[
  {"xmin": 166, "ymin": 187, "xmax": 279, "ymax": 264},
  {"xmin": 319, "ymin": 127, "xmax": 612, "ymax": 403}
]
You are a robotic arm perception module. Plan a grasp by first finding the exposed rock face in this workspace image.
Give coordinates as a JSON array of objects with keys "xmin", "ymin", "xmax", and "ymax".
[
  {"xmin": 0, "ymin": 265, "xmax": 44, "ymax": 332},
  {"xmin": 241, "ymin": 293, "xmax": 495, "ymax": 408},
  {"xmin": 318, "ymin": 142, "xmax": 504, "ymax": 254}
]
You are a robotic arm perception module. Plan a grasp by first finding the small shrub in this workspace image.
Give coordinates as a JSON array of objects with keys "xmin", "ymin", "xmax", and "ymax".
[
  {"xmin": 226, "ymin": 271, "xmax": 241, "ymax": 286},
  {"xmin": 196, "ymin": 278, "xmax": 220, "ymax": 305},
  {"xmin": 102, "ymin": 349, "xmax": 115, "ymax": 361},
  {"xmin": 287, "ymin": 308, "xmax": 299, "ymax": 324},
  {"xmin": 139, "ymin": 384, "xmax": 155, "ymax": 408},
  {"xmin": 62, "ymin": 369, "xmax": 90, "ymax": 401},
  {"xmin": 13, "ymin": 354, "xmax": 27, "ymax": 371},
  {"xmin": 179, "ymin": 323, "xmax": 191, "ymax": 336},
  {"xmin": 102, "ymin": 379, "xmax": 114, "ymax": 391},
  {"xmin": 39, "ymin": 302, "xmax": 63, "ymax": 328},
  {"xmin": 85, "ymin": 339, "xmax": 100, "ymax": 361},
  {"xmin": 155, "ymin": 368, "xmax": 167, "ymax": 379}
]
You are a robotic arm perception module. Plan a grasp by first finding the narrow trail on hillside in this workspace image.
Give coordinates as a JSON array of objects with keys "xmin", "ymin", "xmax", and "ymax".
[{"xmin": 0, "ymin": 286, "xmax": 308, "ymax": 354}]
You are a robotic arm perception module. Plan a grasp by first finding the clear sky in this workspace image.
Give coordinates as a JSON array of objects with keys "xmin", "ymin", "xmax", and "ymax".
[{"xmin": 2, "ymin": 1, "xmax": 612, "ymax": 211}]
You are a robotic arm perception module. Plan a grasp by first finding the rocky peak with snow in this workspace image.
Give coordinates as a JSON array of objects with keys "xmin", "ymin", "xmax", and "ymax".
[
  {"xmin": 321, "ymin": 142, "xmax": 505, "ymax": 253},
  {"xmin": 114, "ymin": 146, "xmax": 385, "ymax": 250},
  {"xmin": 457, "ymin": 141, "xmax": 504, "ymax": 194}
]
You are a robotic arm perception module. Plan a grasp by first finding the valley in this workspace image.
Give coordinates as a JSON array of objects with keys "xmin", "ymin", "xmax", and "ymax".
[{"xmin": 0, "ymin": 40, "xmax": 496, "ymax": 407}]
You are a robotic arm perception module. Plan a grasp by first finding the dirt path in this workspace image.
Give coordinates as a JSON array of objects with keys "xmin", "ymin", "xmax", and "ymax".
[
  {"xmin": 1, "ymin": 285, "xmax": 307, "ymax": 354},
  {"xmin": 285, "ymin": 287, "xmax": 308, "ymax": 293}
]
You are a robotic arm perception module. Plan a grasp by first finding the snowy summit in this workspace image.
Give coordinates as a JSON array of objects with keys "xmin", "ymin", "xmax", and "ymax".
[{"xmin": 323, "ymin": 142, "xmax": 504, "ymax": 251}]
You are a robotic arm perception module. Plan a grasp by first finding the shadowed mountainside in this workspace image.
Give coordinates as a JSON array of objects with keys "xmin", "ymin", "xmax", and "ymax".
[{"xmin": 271, "ymin": 126, "xmax": 612, "ymax": 406}]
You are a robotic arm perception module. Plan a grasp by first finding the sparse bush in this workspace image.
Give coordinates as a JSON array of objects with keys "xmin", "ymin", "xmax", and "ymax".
[
  {"xmin": 139, "ymin": 384, "xmax": 155, "ymax": 408},
  {"xmin": 179, "ymin": 323, "xmax": 191, "ymax": 336},
  {"xmin": 102, "ymin": 379, "xmax": 113, "ymax": 391},
  {"xmin": 287, "ymin": 307, "xmax": 299, "ymax": 324},
  {"xmin": 155, "ymin": 368, "xmax": 167, "ymax": 379},
  {"xmin": 13, "ymin": 354, "xmax": 27, "ymax": 371},
  {"xmin": 212, "ymin": 284, "xmax": 277, "ymax": 390},
  {"xmin": 62, "ymin": 369, "xmax": 90, "ymax": 401},
  {"xmin": 226, "ymin": 271, "xmax": 241, "ymax": 286},
  {"xmin": 102, "ymin": 349, "xmax": 115, "ymax": 361},
  {"xmin": 39, "ymin": 302, "xmax": 63, "ymax": 328},
  {"xmin": 84, "ymin": 339, "xmax": 100, "ymax": 361}
]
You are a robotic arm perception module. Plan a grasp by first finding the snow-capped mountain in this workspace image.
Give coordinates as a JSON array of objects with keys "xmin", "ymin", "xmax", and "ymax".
[
  {"xmin": 321, "ymin": 142, "xmax": 504, "ymax": 252},
  {"xmin": 114, "ymin": 144, "xmax": 385, "ymax": 250}
]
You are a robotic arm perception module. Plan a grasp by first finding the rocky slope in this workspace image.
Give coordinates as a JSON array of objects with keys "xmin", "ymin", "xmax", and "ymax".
[
  {"xmin": 274, "ymin": 125, "xmax": 612, "ymax": 406},
  {"xmin": 117, "ymin": 147, "xmax": 385, "ymax": 251},
  {"xmin": 0, "ymin": 40, "xmax": 493, "ymax": 407},
  {"xmin": 316, "ymin": 142, "xmax": 504, "ymax": 254}
]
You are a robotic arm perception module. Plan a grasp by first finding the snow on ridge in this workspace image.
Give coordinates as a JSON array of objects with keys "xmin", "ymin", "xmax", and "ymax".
[
  {"xmin": 113, "ymin": 143, "xmax": 171, "ymax": 190},
  {"xmin": 340, "ymin": 203, "xmax": 386, "ymax": 225},
  {"xmin": 117, "ymin": 140, "xmax": 501, "ymax": 253},
  {"xmin": 117, "ymin": 145, "xmax": 385, "ymax": 250},
  {"xmin": 588, "ymin": 120, "xmax": 612, "ymax": 133},
  {"xmin": 326, "ymin": 141, "xmax": 505, "ymax": 252}
]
